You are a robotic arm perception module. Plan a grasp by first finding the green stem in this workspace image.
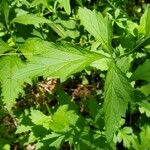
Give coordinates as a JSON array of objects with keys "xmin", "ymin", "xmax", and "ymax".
[{"xmin": 44, "ymin": 101, "xmax": 52, "ymax": 115}]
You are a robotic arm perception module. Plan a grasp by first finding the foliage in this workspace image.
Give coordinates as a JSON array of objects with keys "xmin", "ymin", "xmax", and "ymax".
[{"xmin": 0, "ymin": 0, "xmax": 150, "ymax": 149}]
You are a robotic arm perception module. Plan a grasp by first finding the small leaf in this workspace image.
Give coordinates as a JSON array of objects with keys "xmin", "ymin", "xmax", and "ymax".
[
  {"xmin": 30, "ymin": 109, "xmax": 52, "ymax": 129},
  {"xmin": 78, "ymin": 7, "xmax": 112, "ymax": 53},
  {"xmin": 49, "ymin": 105, "xmax": 78, "ymax": 132},
  {"xmin": 16, "ymin": 125, "xmax": 31, "ymax": 134},
  {"xmin": 104, "ymin": 63, "xmax": 133, "ymax": 141},
  {"xmin": 131, "ymin": 60, "xmax": 150, "ymax": 81},
  {"xmin": 139, "ymin": 100, "xmax": 150, "ymax": 117},
  {"xmin": 139, "ymin": 5, "xmax": 150, "ymax": 36}
]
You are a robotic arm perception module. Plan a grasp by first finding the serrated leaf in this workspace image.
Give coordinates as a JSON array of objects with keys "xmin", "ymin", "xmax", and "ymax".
[
  {"xmin": 0, "ymin": 39, "xmax": 12, "ymax": 54},
  {"xmin": 115, "ymin": 127, "xmax": 136, "ymax": 148},
  {"xmin": 49, "ymin": 105, "xmax": 78, "ymax": 132},
  {"xmin": 13, "ymin": 38, "xmax": 104, "ymax": 81},
  {"xmin": 0, "ymin": 56, "xmax": 30, "ymax": 110},
  {"xmin": 131, "ymin": 60, "xmax": 150, "ymax": 81},
  {"xmin": 30, "ymin": 109, "xmax": 52, "ymax": 129},
  {"xmin": 16, "ymin": 125, "xmax": 31, "ymax": 134},
  {"xmin": 104, "ymin": 63, "xmax": 132, "ymax": 142},
  {"xmin": 139, "ymin": 5, "xmax": 150, "ymax": 36},
  {"xmin": 78, "ymin": 7, "xmax": 112, "ymax": 53}
]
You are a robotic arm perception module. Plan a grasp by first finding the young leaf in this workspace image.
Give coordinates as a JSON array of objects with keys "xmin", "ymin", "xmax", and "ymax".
[
  {"xmin": 13, "ymin": 38, "xmax": 104, "ymax": 81},
  {"xmin": 104, "ymin": 63, "xmax": 132, "ymax": 142},
  {"xmin": 49, "ymin": 105, "xmax": 78, "ymax": 132},
  {"xmin": 0, "ymin": 39, "xmax": 12, "ymax": 54},
  {"xmin": 139, "ymin": 5, "xmax": 150, "ymax": 36},
  {"xmin": 0, "ymin": 56, "xmax": 30, "ymax": 110},
  {"xmin": 131, "ymin": 60, "xmax": 150, "ymax": 81},
  {"xmin": 78, "ymin": 7, "xmax": 112, "ymax": 53}
]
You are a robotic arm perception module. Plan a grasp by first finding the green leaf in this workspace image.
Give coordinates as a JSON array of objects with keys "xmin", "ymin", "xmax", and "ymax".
[
  {"xmin": 139, "ymin": 126, "xmax": 150, "ymax": 149},
  {"xmin": 103, "ymin": 63, "xmax": 132, "ymax": 142},
  {"xmin": 138, "ymin": 83, "xmax": 150, "ymax": 96},
  {"xmin": 49, "ymin": 23, "xmax": 68, "ymax": 38},
  {"xmin": 13, "ymin": 38, "xmax": 104, "ymax": 81},
  {"xmin": 1, "ymin": 0, "xmax": 10, "ymax": 25},
  {"xmin": 42, "ymin": 132, "xmax": 64, "ymax": 148},
  {"xmin": 133, "ymin": 126, "xmax": 150, "ymax": 150},
  {"xmin": 139, "ymin": 100, "xmax": 150, "ymax": 117},
  {"xmin": 11, "ymin": 14, "xmax": 68, "ymax": 38},
  {"xmin": 115, "ymin": 127, "xmax": 136, "ymax": 148},
  {"xmin": 49, "ymin": 135, "xmax": 65, "ymax": 148},
  {"xmin": 139, "ymin": 5, "xmax": 150, "ymax": 36},
  {"xmin": 131, "ymin": 60, "xmax": 150, "ymax": 81},
  {"xmin": 16, "ymin": 125, "xmax": 31, "ymax": 134},
  {"xmin": 0, "ymin": 39, "xmax": 12, "ymax": 54},
  {"xmin": 58, "ymin": 0, "xmax": 71, "ymax": 15},
  {"xmin": 0, "ymin": 139, "xmax": 10, "ymax": 150},
  {"xmin": 31, "ymin": 0, "xmax": 49, "ymax": 8},
  {"xmin": 0, "ymin": 56, "xmax": 30, "ymax": 110},
  {"xmin": 11, "ymin": 14, "xmax": 52, "ymax": 25},
  {"xmin": 49, "ymin": 105, "xmax": 78, "ymax": 132},
  {"xmin": 30, "ymin": 109, "xmax": 52, "ymax": 129},
  {"xmin": 78, "ymin": 7, "xmax": 112, "ymax": 53}
]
